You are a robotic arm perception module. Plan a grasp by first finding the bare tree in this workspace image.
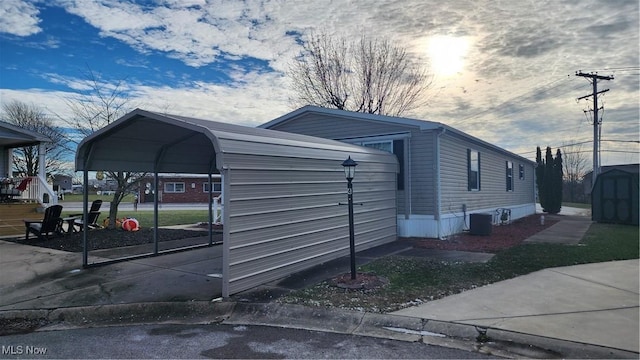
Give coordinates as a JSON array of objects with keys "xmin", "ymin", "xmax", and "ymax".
[
  {"xmin": 64, "ymin": 69, "xmax": 130, "ymax": 138},
  {"xmin": 289, "ymin": 32, "xmax": 432, "ymax": 116},
  {"xmin": 63, "ymin": 69, "xmax": 146, "ymax": 228},
  {"xmin": 1, "ymin": 101, "xmax": 71, "ymax": 178},
  {"xmin": 561, "ymin": 141, "xmax": 589, "ymax": 203}
]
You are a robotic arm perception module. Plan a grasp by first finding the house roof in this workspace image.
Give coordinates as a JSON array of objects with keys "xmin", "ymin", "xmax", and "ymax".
[
  {"xmin": 76, "ymin": 108, "xmax": 397, "ymax": 173},
  {"xmin": 260, "ymin": 105, "xmax": 535, "ymax": 165},
  {"xmin": 0, "ymin": 121, "xmax": 50, "ymax": 148}
]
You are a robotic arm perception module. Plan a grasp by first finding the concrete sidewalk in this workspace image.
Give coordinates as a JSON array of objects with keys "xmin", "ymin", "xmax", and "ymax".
[
  {"xmin": 1, "ymin": 210, "xmax": 638, "ymax": 358},
  {"xmin": 392, "ymin": 259, "xmax": 639, "ymax": 354}
]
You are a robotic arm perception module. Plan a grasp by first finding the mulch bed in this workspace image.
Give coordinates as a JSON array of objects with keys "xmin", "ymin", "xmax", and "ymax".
[
  {"xmin": 7, "ymin": 228, "xmax": 207, "ymax": 253},
  {"xmin": 8, "ymin": 214, "xmax": 557, "ymax": 255},
  {"xmin": 408, "ymin": 214, "xmax": 559, "ymax": 253}
]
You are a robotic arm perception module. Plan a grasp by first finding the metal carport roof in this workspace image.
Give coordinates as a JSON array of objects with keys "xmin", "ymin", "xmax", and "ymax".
[{"xmin": 76, "ymin": 109, "xmax": 398, "ymax": 297}]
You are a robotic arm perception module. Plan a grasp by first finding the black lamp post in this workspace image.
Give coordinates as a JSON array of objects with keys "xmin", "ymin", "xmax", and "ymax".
[{"xmin": 342, "ymin": 156, "xmax": 358, "ymax": 280}]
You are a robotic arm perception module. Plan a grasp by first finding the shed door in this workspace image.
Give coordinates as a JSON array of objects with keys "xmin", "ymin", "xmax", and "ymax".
[{"xmin": 600, "ymin": 175, "xmax": 631, "ymax": 224}]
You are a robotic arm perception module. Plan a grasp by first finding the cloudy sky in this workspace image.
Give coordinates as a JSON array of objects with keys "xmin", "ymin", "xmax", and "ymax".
[{"xmin": 0, "ymin": 0, "xmax": 638, "ymax": 167}]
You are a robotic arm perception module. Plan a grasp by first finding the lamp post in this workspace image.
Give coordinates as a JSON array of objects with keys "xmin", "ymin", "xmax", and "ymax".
[{"xmin": 342, "ymin": 156, "xmax": 358, "ymax": 280}]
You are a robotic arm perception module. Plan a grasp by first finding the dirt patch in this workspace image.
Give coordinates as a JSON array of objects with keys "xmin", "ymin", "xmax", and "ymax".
[
  {"xmin": 0, "ymin": 317, "xmax": 49, "ymax": 336},
  {"xmin": 408, "ymin": 214, "xmax": 559, "ymax": 253},
  {"xmin": 330, "ymin": 272, "xmax": 389, "ymax": 290}
]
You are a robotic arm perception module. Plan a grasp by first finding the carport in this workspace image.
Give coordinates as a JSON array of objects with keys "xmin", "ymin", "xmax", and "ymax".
[{"xmin": 76, "ymin": 109, "xmax": 398, "ymax": 297}]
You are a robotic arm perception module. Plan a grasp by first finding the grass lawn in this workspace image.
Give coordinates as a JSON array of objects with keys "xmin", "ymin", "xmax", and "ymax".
[
  {"xmin": 278, "ymin": 222, "xmax": 639, "ymax": 313},
  {"xmin": 59, "ymin": 196, "xmax": 215, "ymax": 227},
  {"xmin": 60, "ymin": 210, "xmax": 213, "ymax": 227}
]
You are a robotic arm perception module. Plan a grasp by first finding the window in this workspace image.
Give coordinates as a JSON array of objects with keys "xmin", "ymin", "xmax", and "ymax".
[
  {"xmin": 506, "ymin": 161, "xmax": 514, "ymax": 191},
  {"xmin": 362, "ymin": 140, "xmax": 392, "ymax": 153},
  {"xmin": 362, "ymin": 139, "xmax": 405, "ymax": 190},
  {"xmin": 519, "ymin": 164, "xmax": 525, "ymax": 180},
  {"xmin": 467, "ymin": 149, "xmax": 480, "ymax": 191},
  {"xmin": 164, "ymin": 182, "xmax": 185, "ymax": 193},
  {"xmin": 203, "ymin": 182, "xmax": 222, "ymax": 192}
]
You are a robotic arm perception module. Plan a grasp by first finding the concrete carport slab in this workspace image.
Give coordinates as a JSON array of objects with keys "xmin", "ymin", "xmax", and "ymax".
[
  {"xmin": 0, "ymin": 239, "xmax": 223, "ymax": 310},
  {"xmin": 75, "ymin": 109, "xmax": 398, "ymax": 297}
]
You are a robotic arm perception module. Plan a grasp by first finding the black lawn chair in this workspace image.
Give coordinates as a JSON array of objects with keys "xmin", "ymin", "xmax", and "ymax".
[
  {"xmin": 73, "ymin": 211, "xmax": 103, "ymax": 232},
  {"xmin": 24, "ymin": 205, "xmax": 63, "ymax": 240},
  {"xmin": 70, "ymin": 200, "xmax": 103, "ymax": 232},
  {"xmin": 70, "ymin": 199, "xmax": 102, "ymax": 215}
]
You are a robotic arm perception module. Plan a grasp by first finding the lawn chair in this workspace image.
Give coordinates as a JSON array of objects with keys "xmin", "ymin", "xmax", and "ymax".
[
  {"xmin": 73, "ymin": 211, "xmax": 103, "ymax": 232},
  {"xmin": 70, "ymin": 200, "xmax": 103, "ymax": 232},
  {"xmin": 24, "ymin": 204, "xmax": 63, "ymax": 240}
]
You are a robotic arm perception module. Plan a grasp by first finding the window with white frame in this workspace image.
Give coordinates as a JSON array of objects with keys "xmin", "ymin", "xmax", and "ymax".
[
  {"xmin": 467, "ymin": 149, "xmax": 480, "ymax": 191},
  {"xmin": 164, "ymin": 182, "xmax": 185, "ymax": 193},
  {"xmin": 361, "ymin": 139, "xmax": 404, "ymax": 190},
  {"xmin": 203, "ymin": 182, "xmax": 222, "ymax": 192},
  {"xmin": 519, "ymin": 164, "xmax": 525, "ymax": 180},
  {"xmin": 506, "ymin": 161, "xmax": 514, "ymax": 191}
]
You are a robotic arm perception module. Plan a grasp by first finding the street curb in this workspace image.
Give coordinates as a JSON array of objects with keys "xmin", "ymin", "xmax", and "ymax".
[{"xmin": 1, "ymin": 301, "xmax": 637, "ymax": 359}]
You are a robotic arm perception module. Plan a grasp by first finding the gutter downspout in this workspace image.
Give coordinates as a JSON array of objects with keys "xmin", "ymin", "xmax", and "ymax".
[{"xmin": 435, "ymin": 127, "xmax": 446, "ymax": 239}]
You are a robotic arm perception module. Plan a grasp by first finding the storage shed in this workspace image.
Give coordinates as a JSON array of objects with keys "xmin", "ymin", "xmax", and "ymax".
[
  {"xmin": 76, "ymin": 109, "xmax": 398, "ymax": 297},
  {"xmin": 591, "ymin": 168, "xmax": 639, "ymax": 225}
]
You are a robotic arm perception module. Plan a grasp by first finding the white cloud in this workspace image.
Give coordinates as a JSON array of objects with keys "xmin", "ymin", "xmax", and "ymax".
[
  {"xmin": 0, "ymin": 0, "xmax": 42, "ymax": 36},
  {"xmin": 1, "ymin": 0, "xmax": 638, "ymax": 166}
]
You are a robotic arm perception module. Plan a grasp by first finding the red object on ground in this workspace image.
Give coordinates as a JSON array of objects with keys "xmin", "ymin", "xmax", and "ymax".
[{"xmin": 121, "ymin": 218, "xmax": 140, "ymax": 232}]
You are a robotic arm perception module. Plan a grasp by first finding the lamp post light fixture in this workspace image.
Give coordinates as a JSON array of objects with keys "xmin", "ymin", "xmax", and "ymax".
[{"xmin": 341, "ymin": 156, "xmax": 358, "ymax": 280}]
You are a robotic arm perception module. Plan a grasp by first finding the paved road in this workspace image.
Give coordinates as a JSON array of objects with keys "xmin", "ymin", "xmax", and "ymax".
[{"xmin": 0, "ymin": 324, "xmax": 495, "ymax": 359}]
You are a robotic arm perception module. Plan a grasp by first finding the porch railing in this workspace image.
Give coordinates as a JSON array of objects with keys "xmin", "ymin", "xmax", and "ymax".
[
  {"xmin": 213, "ymin": 195, "xmax": 222, "ymax": 223},
  {"xmin": 15, "ymin": 175, "xmax": 58, "ymax": 205}
]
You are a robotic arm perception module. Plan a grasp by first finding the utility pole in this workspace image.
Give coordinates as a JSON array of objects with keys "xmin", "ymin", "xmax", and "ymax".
[{"xmin": 576, "ymin": 71, "xmax": 613, "ymax": 185}]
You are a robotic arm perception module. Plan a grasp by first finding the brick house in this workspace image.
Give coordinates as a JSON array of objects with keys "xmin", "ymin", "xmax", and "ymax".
[{"xmin": 138, "ymin": 173, "xmax": 222, "ymax": 203}]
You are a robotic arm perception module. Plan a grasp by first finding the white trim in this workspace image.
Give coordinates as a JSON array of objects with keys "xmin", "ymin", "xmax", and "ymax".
[
  {"xmin": 397, "ymin": 203, "xmax": 536, "ymax": 238},
  {"xmin": 397, "ymin": 214, "xmax": 438, "ymax": 238}
]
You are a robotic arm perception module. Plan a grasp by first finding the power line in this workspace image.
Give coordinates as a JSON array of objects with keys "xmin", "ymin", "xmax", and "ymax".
[
  {"xmin": 516, "ymin": 139, "xmax": 639, "ymax": 155},
  {"xmin": 448, "ymin": 76, "xmax": 580, "ymax": 125},
  {"xmin": 575, "ymin": 71, "xmax": 614, "ymax": 181}
]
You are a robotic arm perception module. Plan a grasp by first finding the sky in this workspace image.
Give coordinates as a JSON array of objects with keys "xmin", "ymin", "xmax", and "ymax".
[{"xmin": 0, "ymin": 0, "xmax": 638, "ymax": 170}]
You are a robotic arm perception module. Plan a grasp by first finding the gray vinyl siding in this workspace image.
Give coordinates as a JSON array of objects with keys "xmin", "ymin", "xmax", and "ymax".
[
  {"xmin": 215, "ymin": 133, "xmax": 399, "ymax": 296},
  {"xmin": 77, "ymin": 109, "xmax": 398, "ymax": 299},
  {"xmin": 223, "ymin": 154, "xmax": 397, "ymax": 296},
  {"xmin": 267, "ymin": 113, "xmax": 435, "ymax": 216},
  {"xmin": 439, "ymin": 133, "xmax": 535, "ymax": 213},
  {"xmin": 408, "ymin": 131, "xmax": 436, "ymax": 215}
]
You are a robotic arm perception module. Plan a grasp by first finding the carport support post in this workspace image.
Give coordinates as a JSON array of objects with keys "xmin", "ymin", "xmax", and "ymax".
[
  {"xmin": 207, "ymin": 172, "xmax": 213, "ymax": 246},
  {"xmin": 153, "ymin": 171, "xmax": 159, "ymax": 255},
  {"xmin": 82, "ymin": 169, "xmax": 89, "ymax": 266}
]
